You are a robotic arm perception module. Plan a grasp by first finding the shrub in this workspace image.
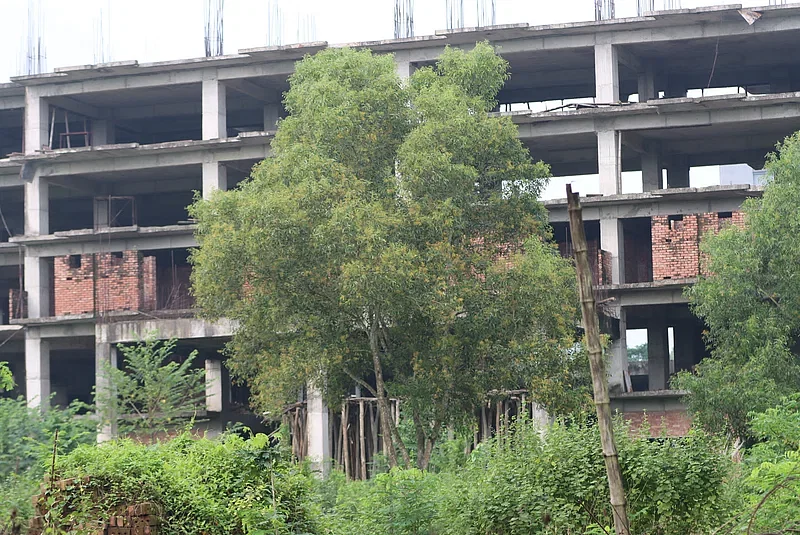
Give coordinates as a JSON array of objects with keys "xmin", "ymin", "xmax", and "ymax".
[{"xmin": 54, "ymin": 431, "xmax": 319, "ymax": 535}]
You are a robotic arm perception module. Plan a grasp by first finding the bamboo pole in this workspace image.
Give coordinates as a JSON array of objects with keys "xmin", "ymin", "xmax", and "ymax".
[
  {"xmin": 342, "ymin": 403, "xmax": 351, "ymax": 479},
  {"xmin": 566, "ymin": 185, "xmax": 631, "ymax": 535},
  {"xmin": 359, "ymin": 399, "xmax": 367, "ymax": 480}
]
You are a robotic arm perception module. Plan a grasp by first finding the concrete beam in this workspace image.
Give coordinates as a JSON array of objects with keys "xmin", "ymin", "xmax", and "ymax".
[
  {"xmin": 0, "ymin": 94, "xmax": 25, "ymax": 111},
  {"xmin": 16, "ymin": 226, "xmax": 198, "ymax": 258},
  {"xmin": 205, "ymin": 359, "xmax": 223, "ymax": 413},
  {"xmin": 225, "ymin": 79, "xmax": 279, "ymax": 103},
  {"xmin": 105, "ymin": 317, "xmax": 237, "ymax": 343},
  {"xmin": 48, "ymin": 96, "xmax": 107, "ymax": 120}
]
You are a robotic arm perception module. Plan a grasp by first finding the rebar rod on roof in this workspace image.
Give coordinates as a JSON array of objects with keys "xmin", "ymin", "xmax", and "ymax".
[
  {"xmin": 446, "ymin": 0, "xmax": 464, "ymax": 30},
  {"xmin": 595, "ymin": 0, "xmax": 615, "ymax": 21},
  {"xmin": 204, "ymin": 0, "xmax": 225, "ymax": 57},
  {"xmin": 476, "ymin": 0, "xmax": 496, "ymax": 27},
  {"xmin": 394, "ymin": 0, "xmax": 414, "ymax": 39}
]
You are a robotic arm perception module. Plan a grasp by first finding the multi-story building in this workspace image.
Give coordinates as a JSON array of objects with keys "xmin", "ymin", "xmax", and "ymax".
[{"xmin": 1, "ymin": 4, "xmax": 799, "ymax": 462}]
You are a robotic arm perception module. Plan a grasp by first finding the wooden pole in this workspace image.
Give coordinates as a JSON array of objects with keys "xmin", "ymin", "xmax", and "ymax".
[
  {"xmin": 359, "ymin": 399, "xmax": 367, "ymax": 480},
  {"xmin": 342, "ymin": 403, "xmax": 351, "ymax": 479},
  {"xmin": 567, "ymin": 185, "xmax": 631, "ymax": 535}
]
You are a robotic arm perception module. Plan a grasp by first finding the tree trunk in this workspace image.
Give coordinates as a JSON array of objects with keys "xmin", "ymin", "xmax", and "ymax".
[
  {"xmin": 368, "ymin": 312, "xmax": 411, "ymax": 468},
  {"xmin": 567, "ymin": 185, "xmax": 631, "ymax": 535}
]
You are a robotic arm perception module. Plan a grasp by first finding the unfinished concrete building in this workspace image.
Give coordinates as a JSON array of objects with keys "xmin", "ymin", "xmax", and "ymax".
[{"xmin": 1, "ymin": 4, "xmax": 799, "ymax": 463}]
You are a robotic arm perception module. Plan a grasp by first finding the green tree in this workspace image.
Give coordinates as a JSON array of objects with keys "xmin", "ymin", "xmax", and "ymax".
[
  {"xmin": 190, "ymin": 43, "xmax": 584, "ymax": 469},
  {"xmin": 0, "ymin": 362, "xmax": 13, "ymax": 393},
  {"xmin": 97, "ymin": 337, "xmax": 206, "ymax": 438},
  {"xmin": 627, "ymin": 344, "xmax": 647, "ymax": 363},
  {"xmin": 675, "ymin": 132, "xmax": 800, "ymax": 442}
]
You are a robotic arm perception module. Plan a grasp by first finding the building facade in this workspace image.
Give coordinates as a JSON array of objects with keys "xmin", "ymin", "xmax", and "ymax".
[{"xmin": 1, "ymin": 4, "xmax": 799, "ymax": 461}]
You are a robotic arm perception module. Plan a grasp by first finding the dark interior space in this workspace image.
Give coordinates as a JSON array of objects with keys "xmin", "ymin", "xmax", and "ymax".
[
  {"xmin": 0, "ymin": 266, "xmax": 22, "ymax": 325},
  {"xmin": 50, "ymin": 350, "xmax": 95, "ymax": 407},
  {"xmin": 0, "ymin": 109, "xmax": 23, "ymax": 157},
  {"xmin": 50, "ymin": 196, "xmax": 94, "ymax": 233},
  {"xmin": 136, "ymin": 191, "xmax": 195, "ymax": 227},
  {"xmin": 551, "ymin": 220, "xmax": 602, "ymax": 281},
  {"xmin": 0, "ymin": 188, "xmax": 24, "ymax": 241},
  {"xmin": 623, "ymin": 217, "xmax": 653, "ymax": 284},
  {"xmin": 143, "ymin": 248, "xmax": 194, "ymax": 311}
]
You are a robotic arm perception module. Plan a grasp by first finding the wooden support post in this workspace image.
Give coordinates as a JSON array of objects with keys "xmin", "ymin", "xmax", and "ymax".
[
  {"xmin": 359, "ymin": 400, "xmax": 367, "ymax": 480},
  {"xmin": 342, "ymin": 403, "xmax": 351, "ymax": 479},
  {"xmin": 567, "ymin": 185, "xmax": 631, "ymax": 535}
]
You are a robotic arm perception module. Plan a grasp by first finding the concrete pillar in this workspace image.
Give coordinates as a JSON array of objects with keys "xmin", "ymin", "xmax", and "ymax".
[
  {"xmin": 91, "ymin": 119, "xmax": 115, "ymax": 146},
  {"xmin": 306, "ymin": 384, "xmax": 330, "ymax": 478},
  {"xmin": 25, "ymin": 330, "xmax": 50, "ymax": 408},
  {"xmin": 202, "ymin": 75, "xmax": 227, "ymax": 140},
  {"xmin": 641, "ymin": 150, "xmax": 662, "ymax": 191},
  {"xmin": 24, "ymin": 87, "xmax": 49, "ymax": 154},
  {"xmin": 394, "ymin": 50, "xmax": 415, "ymax": 80},
  {"xmin": 597, "ymin": 129, "xmax": 621, "ymax": 195},
  {"xmin": 205, "ymin": 359, "xmax": 223, "ymax": 413},
  {"xmin": 608, "ymin": 307, "xmax": 627, "ymax": 394},
  {"xmin": 647, "ymin": 320, "xmax": 670, "ymax": 390},
  {"xmin": 666, "ymin": 156, "xmax": 690, "ymax": 188},
  {"xmin": 263, "ymin": 103, "xmax": 281, "ymax": 132},
  {"xmin": 673, "ymin": 323, "xmax": 697, "ymax": 374},
  {"xmin": 600, "ymin": 218, "xmax": 625, "ymax": 284},
  {"xmin": 594, "ymin": 44, "xmax": 619, "ymax": 103},
  {"xmin": 95, "ymin": 336, "xmax": 118, "ymax": 442},
  {"xmin": 24, "ymin": 173, "xmax": 48, "ymax": 236},
  {"xmin": 202, "ymin": 161, "xmax": 228, "ymax": 199},
  {"xmin": 637, "ymin": 63, "xmax": 656, "ymax": 102},
  {"xmin": 24, "ymin": 256, "xmax": 50, "ymax": 319}
]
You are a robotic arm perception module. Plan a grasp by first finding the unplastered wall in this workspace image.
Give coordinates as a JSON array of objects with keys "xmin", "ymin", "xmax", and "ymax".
[
  {"xmin": 54, "ymin": 252, "xmax": 157, "ymax": 316},
  {"xmin": 651, "ymin": 211, "xmax": 745, "ymax": 280}
]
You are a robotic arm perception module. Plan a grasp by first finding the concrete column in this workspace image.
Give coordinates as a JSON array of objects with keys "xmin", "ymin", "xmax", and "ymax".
[
  {"xmin": 91, "ymin": 119, "xmax": 115, "ymax": 146},
  {"xmin": 666, "ymin": 156, "xmax": 690, "ymax": 188},
  {"xmin": 594, "ymin": 44, "xmax": 619, "ymax": 103},
  {"xmin": 641, "ymin": 150, "xmax": 662, "ymax": 191},
  {"xmin": 24, "ymin": 173, "xmax": 48, "ymax": 236},
  {"xmin": 263, "ymin": 103, "xmax": 281, "ymax": 132},
  {"xmin": 647, "ymin": 320, "xmax": 670, "ymax": 390},
  {"xmin": 25, "ymin": 329, "xmax": 50, "ymax": 408},
  {"xmin": 306, "ymin": 384, "xmax": 330, "ymax": 478},
  {"xmin": 673, "ymin": 323, "xmax": 697, "ymax": 374},
  {"xmin": 95, "ymin": 335, "xmax": 118, "ymax": 442},
  {"xmin": 600, "ymin": 218, "xmax": 625, "ymax": 285},
  {"xmin": 202, "ymin": 161, "xmax": 228, "ymax": 199},
  {"xmin": 24, "ymin": 87, "xmax": 49, "ymax": 154},
  {"xmin": 607, "ymin": 307, "xmax": 627, "ymax": 394},
  {"xmin": 24, "ymin": 256, "xmax": 51, "ymax": 319},
  {"xmin": 394, "ymin": 50, "xmax": 415, "ymax": 80},
  {"xmin": 202, "ymin": 75, "xmax": 227, "ymax": 140},
  {"xmin": 205, "ymin": 359, "xmax": 223, "ymax": 413},
  {"xmin": 597, "ymin": 129, "xmax": 621, "ymax": 195},
  {"xmin": 637, "ymin": 63, "xmax": 656, "ymax": 102}
]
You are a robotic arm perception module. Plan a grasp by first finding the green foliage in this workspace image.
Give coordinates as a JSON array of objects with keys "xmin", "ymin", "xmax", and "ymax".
[
  {"xmin": 438, "ymin": 418, "xmax": 732, "ymax": 535},
  {"xmin": 0, "ymin": 362, "xmax": 13, "ymax": 393},
  {"xmin": 319, "ymin": 418, "xmax": 733, "ymax": 535},
  {"xmin": 326, "ymin": 468, "xmax": 440, "ymax": 535},
  {"xmin": 678, "ymin": 131, "xmax": 800, "ymax": 441},
  {"xmin": 54, "ymin": 432, "xmax": 319, "ymax": 535},
  {"xmin": 98, "ymin": 337, "xmax": 206, "ymax": 437},
  {"xmin": 627, "ymin": 343, "xmax": 647, "ymax": 363},
  {"xmin": 190, "ymin": 43, "xmax": 585, "ymax": 467},
  {"xmin": 0, "ymin": 397, "xmax": 96, "ymax": 532}
]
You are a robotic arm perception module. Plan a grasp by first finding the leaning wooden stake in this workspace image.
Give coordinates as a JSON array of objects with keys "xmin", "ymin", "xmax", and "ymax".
[{"xmin": 566, "ymin": 185, "xmax": 631, "ymax": 535}]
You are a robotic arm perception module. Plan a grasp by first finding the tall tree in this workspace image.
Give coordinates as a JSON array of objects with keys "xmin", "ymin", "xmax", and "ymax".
[
  {"xmin": 190, "ymin": 43, "xmax": 585, "ymax": 469},
  {"xmin": 675, "ymin": 132, "xmax": 800, "ymax": 442}
]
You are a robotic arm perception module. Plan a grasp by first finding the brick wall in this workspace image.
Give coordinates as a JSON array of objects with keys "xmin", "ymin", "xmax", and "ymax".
[
  {"xmin": 54, "ymin": 252, "xmax": 157, "ymax": 316},
  {"xmin": 652, "ymin": 211, "xmax": 745, "ymax": 280},
  {"xmin": 8, "ymin": 288, "xmax": 26, "ymax": 320},
  {"xmin": 622, "ymin": 410, "xmax": 692, "ymax": 437}
]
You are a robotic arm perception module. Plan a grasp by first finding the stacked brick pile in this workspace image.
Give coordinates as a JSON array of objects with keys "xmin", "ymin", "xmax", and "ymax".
[
  {"xmin": 53, "ymin": 251, "xmax": 157, "ymax": 316},
  {"xmin": 29, "ymin": 477, "xmax": 162, "ymax": 535}
]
